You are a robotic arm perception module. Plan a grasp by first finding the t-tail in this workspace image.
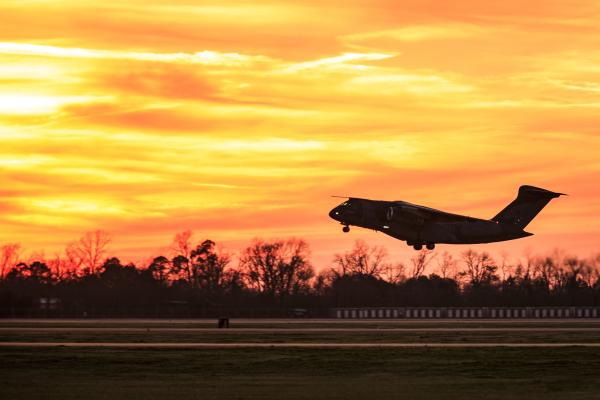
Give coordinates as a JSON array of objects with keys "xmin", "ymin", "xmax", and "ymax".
[{"xmin": 492, "ymin": 185, "xmax": 565, "ymax": 229}]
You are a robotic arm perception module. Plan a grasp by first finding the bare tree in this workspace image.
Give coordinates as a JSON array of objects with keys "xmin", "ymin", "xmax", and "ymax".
[
  {"xmin": 171, "ymin": 230, "xmax": 193, "ymax": 259},
  {"xmin": 499, "ymin": 251, "xmax": 511, "ymax": 281},
  {"xmin": 0, "ymin": 243, "xmax": 21, "ymax": 279},
  {"xmin": 382, "ymin": 262, "xmax": 406, "ymax": 284},
  {"xmin": 532, "ymin": 254, "xmax": 560, "ymax": 290},
  {"xmin": 26, "ymin": 250, "xmax": 45, "ymax": 265},
  {"xmin": 521, "ymin": 248, "xmax": 536, "ymax": 279},
  {"xmin": 64, "ymin": 242, "xmax": 84, "ymax": 275},
  {"xmin": 46, "ymin": 252, "xmax": 70, "ymax": 280},
  {"xmin": 332, "ymin": 240, "xmax": 391, "ymax": 278},
  {"xmin": 436, "ymin": 251, "xmax": 457, "ymax": 279},
  {"xmin": 67, "ymin": 230, "xmax": 111, "ymax": 275},
  {"xmin": 578, "ymin": 257, "xmax": 597, "ymax": 287},
  {"xmin": 564, "ymin": 256, "xmax": 587, "ymax": 285},
  {"xmin": 460, "ymin": 249, "xmax": 498, "ymax": 285},
  {"xmin": 240, "ymin": 238, "xmax": 314, "ymax": 301},
  {"xmin": 170, "ymin": 230, "xmax": 194, "ymax": 283},
  {"xmin": 408, "ymin": 249, "xmax": 436, "ymax": 278}
]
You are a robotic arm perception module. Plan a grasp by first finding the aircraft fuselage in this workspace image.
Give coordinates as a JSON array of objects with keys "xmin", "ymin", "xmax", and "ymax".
[{"xmin": 328, "ymin": 186, "xmax": 564, "ymax": 250}]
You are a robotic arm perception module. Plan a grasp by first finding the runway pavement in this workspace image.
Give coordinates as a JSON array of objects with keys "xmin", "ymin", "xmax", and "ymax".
[
  {"xmin": 3, "ymin": 318, "xmax": 600, "ymax": 324},
  {"xmin": 4, "ymin": 319, "xmax": 600, "ymax": 348},
  {"xmin": 2, "ymin": 342, "xmax": 600, "ymax": 348},
  {"xmin": 2, "ymin": 327, "xmax": 600, "ymax": 333}
]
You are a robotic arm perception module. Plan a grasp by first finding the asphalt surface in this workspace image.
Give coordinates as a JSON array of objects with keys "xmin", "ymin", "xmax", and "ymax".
[
  {"xmin": 3, "ymin": 318, "xmax": 600, "ymax": 324},
  {"xmin": 2, "ymin": 327, "xmax": 600, "ymax": 333},
  {"xmin": 4, "ymin": 319, "xmax": 600, "ymax": 347},
  {"xmin": 2, "ymin": 342, "xmax": 600, "ymax": 348}
]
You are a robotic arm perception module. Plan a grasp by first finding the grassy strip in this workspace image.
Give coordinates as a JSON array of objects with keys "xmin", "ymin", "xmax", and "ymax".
[
  {"xmin": 1, "ymin": 347, "xmax": 600, "ymax": 399},
  {"xmin": 2, "ymin": 331, "xmax": 600, "ymax": 343}
]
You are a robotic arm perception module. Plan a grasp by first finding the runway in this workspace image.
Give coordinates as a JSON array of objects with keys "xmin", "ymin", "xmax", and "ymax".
[
  {"xmin": 3, "ymin": 318, "xmax": 599, "ymax": 324},
  {"xmin": 2, "ymin": 342, "xmax": 600, "ymax": 348},
  {"xmin": 2, "ymin": 327, "xmax": 600, "ymax": 333},
  {"xmin": 4, "ymin": 319, "xmax": 600, "ymax": 348}
]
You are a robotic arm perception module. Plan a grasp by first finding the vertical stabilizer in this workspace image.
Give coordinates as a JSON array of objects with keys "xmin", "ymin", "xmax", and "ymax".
[{"xmin": 492, "ymin": 185, "xmax": 565, "ymax": 229}]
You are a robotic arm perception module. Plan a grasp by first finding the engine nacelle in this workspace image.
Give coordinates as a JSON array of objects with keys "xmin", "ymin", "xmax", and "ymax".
[{"xmin": 386, "ymin": 206, "xmax": 426, "ymax": 226}]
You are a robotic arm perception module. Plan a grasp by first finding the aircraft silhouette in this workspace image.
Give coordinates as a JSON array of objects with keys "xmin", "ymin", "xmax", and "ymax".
[{"xmin": 329, "ymin": 185, "xmax": 565, "ymax": 250}]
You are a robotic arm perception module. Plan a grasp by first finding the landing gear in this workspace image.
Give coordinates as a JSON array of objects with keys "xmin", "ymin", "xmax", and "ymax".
[
  {"xmin": 342, "ymin": 225, "xmax": 350, "ymax": 233},
  {"xmin": 426, "ymin": 243, "xmax": 436, "ymax": 250},
  {"xmin": 413, "ymin": 244, "xmax": 423, "ymax": 251}
]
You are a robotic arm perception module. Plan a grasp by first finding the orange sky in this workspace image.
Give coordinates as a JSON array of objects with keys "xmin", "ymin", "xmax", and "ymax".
[{"xmin": 0, "ymin": 0, "xmax": 598, "ymax": 269}]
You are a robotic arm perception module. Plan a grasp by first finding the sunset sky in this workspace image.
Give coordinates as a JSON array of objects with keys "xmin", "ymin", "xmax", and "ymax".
[{"xmin": 0, "ymin": 0, "xmax": 599, "ymax": 269}]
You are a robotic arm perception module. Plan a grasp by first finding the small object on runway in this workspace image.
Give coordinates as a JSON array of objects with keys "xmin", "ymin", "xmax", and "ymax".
[{"xmin": 218, "ymin": 317, "xmax": 230, "ymax": 328}]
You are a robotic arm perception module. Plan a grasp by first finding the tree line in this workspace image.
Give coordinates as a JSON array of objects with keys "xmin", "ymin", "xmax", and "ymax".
[{"xmin": 1, "ymin": 230, "xmax": 600, "ymax": 317}]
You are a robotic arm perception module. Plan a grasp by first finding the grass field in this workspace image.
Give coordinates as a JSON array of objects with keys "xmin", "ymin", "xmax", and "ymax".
[
  {"xmin": 3, "ymin": 347, "xmax": 600, "ymax": 399},
  {"xmin": 2, "ymin": 319, "xmax": 600, "ymax": 399}
]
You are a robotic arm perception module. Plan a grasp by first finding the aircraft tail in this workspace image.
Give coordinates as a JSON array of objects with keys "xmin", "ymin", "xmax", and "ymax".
[{"xmin": 492, "ymin": 185, "xmax": 565, "ymax": 229}]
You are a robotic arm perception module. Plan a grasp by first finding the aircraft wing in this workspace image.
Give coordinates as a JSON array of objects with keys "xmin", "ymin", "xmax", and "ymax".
[{"xmin": 385, "ymin": 201, "xmax": 480, "ymax": 224}]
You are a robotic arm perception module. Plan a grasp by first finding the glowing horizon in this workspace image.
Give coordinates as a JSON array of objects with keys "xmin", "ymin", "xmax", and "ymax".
[{"xmin": 1, "ymin": 0, "xmax": 599, "ymax": 269}]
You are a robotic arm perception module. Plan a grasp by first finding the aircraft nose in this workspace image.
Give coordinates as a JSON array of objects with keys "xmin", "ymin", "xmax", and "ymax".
[{"xmin": 329, "ymin": 207, "xmax": 341, "ymax": 220}]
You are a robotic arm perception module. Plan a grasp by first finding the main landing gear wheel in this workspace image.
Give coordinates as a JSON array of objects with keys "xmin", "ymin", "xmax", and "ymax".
[
  {"xmin": 342, "ymin": 225, "xmax": 350, "ymax": 233},
  {"xmin": 413, "ymin": 244, "xmax": 423, "ymax": 251},
  {"xmin": 426, "ymin": 243, "xmax": 436, "ymax": 250}
]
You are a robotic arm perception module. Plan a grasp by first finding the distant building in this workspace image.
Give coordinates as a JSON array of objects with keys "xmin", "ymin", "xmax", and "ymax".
[
  {"xmin": 332, "ymin": 307, "xmax": 600, "ymax": 319},
  {"xmin": 38, "ymin": 297, "xmax": 60, "ymax": 310}
]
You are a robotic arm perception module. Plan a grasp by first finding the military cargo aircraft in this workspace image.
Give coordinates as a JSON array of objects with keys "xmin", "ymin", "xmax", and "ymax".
[{"xmin": 329, "ymin": 185, "xmax": 565, "ymax": 250}]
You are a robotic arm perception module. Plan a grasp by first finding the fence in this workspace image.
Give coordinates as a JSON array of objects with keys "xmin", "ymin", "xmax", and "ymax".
[{"xmin": 332, "ymin": 307, "xmax": 600, "ymax": 319}]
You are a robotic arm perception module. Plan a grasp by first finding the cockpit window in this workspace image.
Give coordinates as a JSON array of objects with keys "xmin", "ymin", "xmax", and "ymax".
[{"xmin": 341, "ymin": 201, "xmax": 350, "ymax": 206}]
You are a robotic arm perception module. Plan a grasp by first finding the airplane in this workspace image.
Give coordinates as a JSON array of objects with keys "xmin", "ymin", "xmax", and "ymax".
[{"xmin": 328, "ymin": 185, "xmax": 565, "ymax": 251}]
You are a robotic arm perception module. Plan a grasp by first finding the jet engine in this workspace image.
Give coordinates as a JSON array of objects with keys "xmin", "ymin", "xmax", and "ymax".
[{"xmin": 386, "ymin": 205, "xmax": 427, "ymax": 226}]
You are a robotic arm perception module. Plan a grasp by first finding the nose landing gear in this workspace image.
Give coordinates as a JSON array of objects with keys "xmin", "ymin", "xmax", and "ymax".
[{"xmin": 342, "ymin": 225, "xmax": 350, "ymax": 233}]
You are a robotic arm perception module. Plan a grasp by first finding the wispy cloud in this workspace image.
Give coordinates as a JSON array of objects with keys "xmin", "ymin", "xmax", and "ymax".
[
  {"xmin": 343, "ymin": 24, "xmax": 486, "ymax": 43},
  {"xmin": 0, "ymin": 42, "xmax": 269, "ymax": 66}
]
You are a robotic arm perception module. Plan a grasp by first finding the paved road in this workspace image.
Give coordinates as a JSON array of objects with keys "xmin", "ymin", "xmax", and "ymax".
[
  {"xmin": 2, "ymin": 342, "xmax": 600, "ymax": 348},
  {"xmin": 2, "ymin": 318, "xmax": 599, "ymax": 324},
  {"xmin": 2, "ymin": 327, "xmax": 600, "ymax": 333}
]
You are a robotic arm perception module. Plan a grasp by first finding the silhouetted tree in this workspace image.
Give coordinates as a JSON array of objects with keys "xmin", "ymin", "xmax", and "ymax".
[
  {"xmin": 189, "ymin": 239, "xmax": 232, "ymax": 292},
  {"xmin": 460, "ymin": 249, "xmax": 498, "ymax": 286},
  {"xmin": 0, "ymin": 243, "xmax": 21, "ymax": 279},
  {"xmin": 408, "ymin": 249, "xmax": 436, "ymax": 279},
  {"xmin": 332, "ymin": 240, "xmax": 395, "ymax": 278},
  {"xmin": 2, "ymin": 232, "xmax": 600, "ymax": 317},
  {"xmin": 240, "ymin": 238, "xmax": 314, "ymax": 302},
  {"xmin": 171, "ymin": 230, "xmax": 194, "ymax": 283},
  {"xmin": 171, "ymin": 255, "xmax": 190, "ymax": 285},
  {"xmin": 148, "ymin": 256, "xmax": 171, "ymax": 284},
  {"xmin": 66, "ymin": 230, "xmax": 111, "ymax": 275},
  {"xmin": 436, "ymin": 251, "xmax": 457, "ymax": 280},
  {"xmin": 6, "ymin": 261, "xmax": 51, "ymax": 283}
]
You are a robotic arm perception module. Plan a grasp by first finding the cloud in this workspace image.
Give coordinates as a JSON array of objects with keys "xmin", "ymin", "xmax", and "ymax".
[
  {"xmin": 0, "ymin": 42, "xmax": 269, "ymax": 66},
  {"xmin": 284, "ymin": 52, "xmax": 396, "ymax": 72},
  {"xmin": 343, "ymin": 24, "xmax": 486, "ymax": 43}
]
